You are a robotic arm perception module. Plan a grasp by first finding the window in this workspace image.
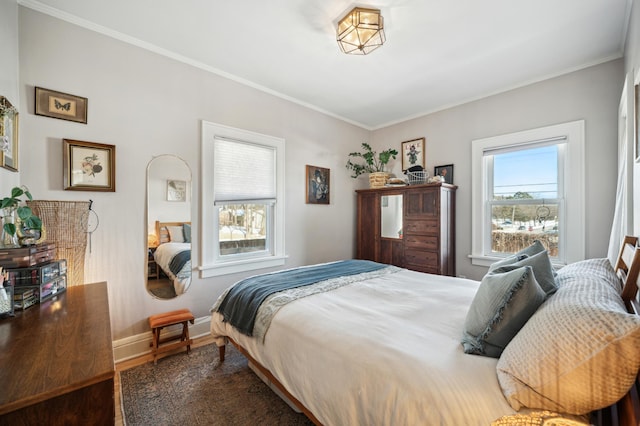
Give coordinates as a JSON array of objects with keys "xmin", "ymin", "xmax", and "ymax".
[
  {"xmin": 471, "ymin": 121, "xmax": 585, "ymax": 267},
  {"xmin": 201, "ymin": 121, "xmax": 286, "ymax": 277}
]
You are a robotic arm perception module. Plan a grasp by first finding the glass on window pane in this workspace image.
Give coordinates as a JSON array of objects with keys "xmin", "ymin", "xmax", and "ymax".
[
  {"xmin": 491, "ymin": 203, "xmax": 558, "ymax": 257},
  {"xmin": 492, "ymin": 145, "xmax": 558, "ymax": 200},
  {"xmin": 218, "ymin": 203, "xmax": 267, "ymax": 255}
]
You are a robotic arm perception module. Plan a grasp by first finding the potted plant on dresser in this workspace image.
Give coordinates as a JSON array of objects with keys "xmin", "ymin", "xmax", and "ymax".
[
  {"xmin": 1, "ymin": 186, "xmax": 43, "ymax": 247},
  {"xmin": 346, "ymin": 143, "xmax": 398, "ymax": 188}
]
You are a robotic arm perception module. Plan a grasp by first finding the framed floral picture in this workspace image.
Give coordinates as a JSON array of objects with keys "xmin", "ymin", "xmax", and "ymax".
[
  {"xmin": 63, "ymin": 139, "xmax": 116, "ymax": 191},
  {"xmin": 0, "ymin": 96, "xmax": 19, "ymax": 172},
  {"xmin": 401, "ymin": 137, "xmax": 425, "ymax": 171},
  {"xmin": 306, "ymin": 165, "xmax": 330, "ymax": 204}
]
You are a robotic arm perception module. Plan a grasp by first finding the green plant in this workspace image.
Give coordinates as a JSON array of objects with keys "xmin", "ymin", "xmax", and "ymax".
[
  {"xmin": 1, "ymin": 186, "xmax": 42, "ymax": 236},
  {"xmin": 346, "ymin": 143, "xmax": 398, "ymax": 178}
]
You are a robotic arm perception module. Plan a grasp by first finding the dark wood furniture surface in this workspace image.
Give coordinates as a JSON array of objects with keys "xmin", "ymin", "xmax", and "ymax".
[
  {"xmin": 148, "ymin": 246, "xmax": 159, "ymax": 279},
  {"xmin": 356, "ymin": 182, "xmax": 456, "ymax": 276},
  {"xmin": 0, "ymin": 282, "xmax": 115, "ymax": 425}
]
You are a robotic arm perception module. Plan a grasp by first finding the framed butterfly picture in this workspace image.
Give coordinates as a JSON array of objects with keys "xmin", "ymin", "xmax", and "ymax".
[{"xmin": 35, "ymin": 87, "xmax": 88, "ymax": 124}]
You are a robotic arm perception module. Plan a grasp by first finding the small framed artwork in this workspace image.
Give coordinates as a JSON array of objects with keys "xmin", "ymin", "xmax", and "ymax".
[
  {"xmin": 401, "ymin": 137, "xmax": 425, "ymax": 171},
  {"xmin": 0, "ymin": 96, "xmax": 19, "ymax": 171},
  {"xmin": 167, "ymin": 180, "xmax": 187, "ymax": 202},
  {"xmin": 63, "ymin": 139, "xmax": 116, "ymax": 191},
  {"xmin": 35, "ymin": 87, "xmax": 88, "ymax": 124},
  {"xmin": 434, "ymin": 164, "xmax": 454, "ymax": 185},
  {"xmin": 306, "ymin": 165, "xmax": 330, "ymax": 204}
]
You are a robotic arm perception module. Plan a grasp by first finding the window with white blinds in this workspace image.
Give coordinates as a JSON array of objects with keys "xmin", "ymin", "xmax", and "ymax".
[
  {"xmin": 213, "ymin": 138, "xmax": 276, "ymax": 202},
  {"xmin": 201, "ymin": 122, "xmax": 286, "ymax": 277}
]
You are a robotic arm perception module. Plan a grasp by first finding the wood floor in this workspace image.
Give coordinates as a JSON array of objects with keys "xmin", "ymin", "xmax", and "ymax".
[{"xmin": 114, "ymin": 334, "xmax": 215, "ymax": 426}]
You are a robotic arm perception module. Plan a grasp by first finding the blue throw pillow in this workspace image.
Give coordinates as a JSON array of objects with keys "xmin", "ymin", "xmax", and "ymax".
[
  {"xmin": 183, "ymin": 223, "xmax": 191, "ymax": 243},
  {"xmin": 462, "ymin": 265, "xmax": 547, "ymax": 358},
  {"xmin": 491, "ymin": 250, "xmax": 557, "ymax": 295}
]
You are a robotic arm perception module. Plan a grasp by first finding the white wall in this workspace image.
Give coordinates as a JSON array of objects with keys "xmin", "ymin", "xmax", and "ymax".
[
  {"xmin": 372, "ymin": 59, "xmax": 623, "ymax": 281},
  {"xmin": 14, "ymin": 4, "xmax": 629, "ymax": 344},
  {"xmin": 0, "ymin": 0, "xmax": 21, "ymax": 194},
  {"xmin": 18, "ymin": 7, "xmax": 369, "ymax": 340}
]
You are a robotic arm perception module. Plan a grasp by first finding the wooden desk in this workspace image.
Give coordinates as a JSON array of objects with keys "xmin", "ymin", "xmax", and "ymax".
[{"xmin": 0, "ymin": 282, "xmax": 114, "ymax": 425}]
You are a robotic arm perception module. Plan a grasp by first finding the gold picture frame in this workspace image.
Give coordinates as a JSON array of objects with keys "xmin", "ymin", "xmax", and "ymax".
[
  {"xmin": 63, "ymin": 139, "xmax": 116, "ymax": 192},
  {"xmin": 305, "ymin": 165, "xmax": 330, "ymax": 204},
  {"xmin": 35, "ymin": 87, "xmax": 88, "ymax": 124},
  {"xmin": 401, "ymin": 137, "xmax": 425, "ymax": 171},
  {"xmin": 0, "ymin": 96, "xmax": 19, "ymax": 172}
]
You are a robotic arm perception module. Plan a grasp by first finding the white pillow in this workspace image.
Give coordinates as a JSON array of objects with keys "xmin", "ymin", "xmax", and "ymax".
[
  {"xmin": 497, "ymin": 266, "xmax": 640, "ymax": 414},
  {"xmin": 166, "ymin": 225, "xmax": 185, "ymax": 243}
]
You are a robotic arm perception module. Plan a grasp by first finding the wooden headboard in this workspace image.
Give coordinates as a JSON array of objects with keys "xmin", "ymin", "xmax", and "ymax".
[
  {"xmin": 599, "ymin": 235, "xmax": 640, "ymax": 426},
  {"xmin": 155, "ymin": 221, "xmax": 191, "ymax": 245},
  {"xmin": 614, "ymin": 235, "xmax": 640, "ymax": 315}
]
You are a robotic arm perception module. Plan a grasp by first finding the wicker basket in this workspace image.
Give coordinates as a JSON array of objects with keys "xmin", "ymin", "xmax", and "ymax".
[
  {"xmin": 369, "ymin": 172, "xmax": 389, "ymax": 188},
  {"xmin": 28, "ymin": 200, "xmax": 89, "ymax": 287},
  {"xmin": 407, "ymin": 170, "xmax": 429, "ymax": 185}
]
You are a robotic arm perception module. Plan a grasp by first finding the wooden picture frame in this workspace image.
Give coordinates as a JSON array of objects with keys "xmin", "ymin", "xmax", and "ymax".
[
  {"xmin": 401, "ymin": 138, "xmax": 425, "ymax": 171},
  {"xmin": 35, "ymin": 87, "xmax": 88, "ymax": 124},
  {"xmin": 63, "ymin": 139, "xmax": 116, "ymax": 192},
  {"xmin": 167, "ymin": 179, "xmax": 187, "ymax": 202},
  {"xmin": 305, "ymin": 165, "xmax": 330, "ymax": 204},
  {"xmin": 434, "ymin": 164, "xmax": 454, "ymax": 185},
  {"xmin": 0, "ymin": 96, "xmax": 19, "ymax": 171}
]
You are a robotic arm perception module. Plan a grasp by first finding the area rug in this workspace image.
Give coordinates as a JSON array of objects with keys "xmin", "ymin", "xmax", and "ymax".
[{"xmin": 120, "ymin": 343, "xmax": 313, "ymax": 425}]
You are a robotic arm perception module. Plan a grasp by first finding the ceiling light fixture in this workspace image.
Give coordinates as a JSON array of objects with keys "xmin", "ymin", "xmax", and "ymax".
[{"xmin": 336, "ymin": 7, "xmax": 385, "ymax": 55}]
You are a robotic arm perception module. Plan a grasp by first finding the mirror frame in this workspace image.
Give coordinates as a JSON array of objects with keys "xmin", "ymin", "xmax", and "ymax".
[{"xmin": 145, "ymin": 154, "xmax": 192, "ymax": 299}]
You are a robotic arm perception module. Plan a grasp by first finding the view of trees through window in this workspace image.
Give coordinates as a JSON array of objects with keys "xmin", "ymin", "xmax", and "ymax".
[
  {"xmin": 218, "ymin": 203, "xmax": 267, "ymax": 255},
  {"xmin": 490, "ymin": 145, "xmax": 560, "ymax": 257}
]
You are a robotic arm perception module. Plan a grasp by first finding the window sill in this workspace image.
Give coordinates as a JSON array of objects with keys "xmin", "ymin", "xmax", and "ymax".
[
  {"xmin": 198, "ymin": 255, "xmax": 288, "ymax": 278},
  {"xmin": 469, "ymin": 254, "xmax": 566, "ymax": 270}
]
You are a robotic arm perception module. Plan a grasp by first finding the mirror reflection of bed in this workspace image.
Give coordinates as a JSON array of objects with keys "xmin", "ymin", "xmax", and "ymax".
[
  {"xmin": 146, "ymin": 155, "xmax": 191, "ymax": 299},
  {"xmin": 148, "ymin": 221, "xmax": 192, "ymax": 298}
]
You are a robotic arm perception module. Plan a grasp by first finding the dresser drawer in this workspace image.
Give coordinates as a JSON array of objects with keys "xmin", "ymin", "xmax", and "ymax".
[
  {"xmin": 404, "ymin": 235, "xmax": 438, "ymax": 251},
  {"xmin": 404, "ymin": 219, "xmax": 439, "ymax": 235},
  {"xmin": 404, "ymin": 249, "xmax": 438, "ymax": 270}
]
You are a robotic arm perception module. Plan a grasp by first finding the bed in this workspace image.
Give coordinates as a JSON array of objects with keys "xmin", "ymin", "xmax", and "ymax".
[
  {"xmin": 154, "ymin": 220, "xmax": 192, "ymax": 295},
  {"xmin": 210, "ymin": 239, "xmax": 640, "ymax": 425}
]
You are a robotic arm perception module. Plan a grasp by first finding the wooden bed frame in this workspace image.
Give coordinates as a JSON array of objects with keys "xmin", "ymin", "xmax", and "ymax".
[
  {"xmin": 217, "ymin": 237, "xmax": 640, "ymax": 426},
  {"xmin": 155, "ymin": 220, "xmax": 191, "ymax": 245},
  {"xmin": 602, "ymin": 235, "xmax": 640, "ymax": 426}
]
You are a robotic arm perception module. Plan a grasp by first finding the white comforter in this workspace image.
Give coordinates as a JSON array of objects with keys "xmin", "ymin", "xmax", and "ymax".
[
  {"xmin": 210, "ymin": 268, "xmax": 522, "ymax": 425},
  {"xmin": 154, "ymin": 242, "xmax": 191, "ymax": 295}
]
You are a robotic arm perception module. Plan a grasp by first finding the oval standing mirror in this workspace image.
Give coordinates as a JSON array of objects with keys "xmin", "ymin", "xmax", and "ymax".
[{"xmin": 146, "ymin": 155, "xmax": 192, "ymax": 299}]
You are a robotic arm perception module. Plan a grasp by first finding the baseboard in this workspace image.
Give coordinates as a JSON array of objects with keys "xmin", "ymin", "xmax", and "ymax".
[{"xmin": 113, "ymin": 315, "xmax": 211, "ymax": 363}]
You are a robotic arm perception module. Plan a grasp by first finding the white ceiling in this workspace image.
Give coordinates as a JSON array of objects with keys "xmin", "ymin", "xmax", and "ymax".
[{"xmin": 21, "ymin": 0, "xmax": 632, "ymax": 129}]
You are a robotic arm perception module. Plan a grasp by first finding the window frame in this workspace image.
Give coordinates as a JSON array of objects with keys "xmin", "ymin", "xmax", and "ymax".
[
  {"xmin": 200, "ymin": 121, "xmax": 286, "ymax": 277},
  {"xmin": 470, "ymin": 120, "xmax": 585, "ymax": 267}
]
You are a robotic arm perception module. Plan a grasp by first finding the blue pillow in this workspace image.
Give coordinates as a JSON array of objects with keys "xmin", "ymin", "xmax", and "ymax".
[
  {"xmin": 489, "ymin": 240, "xmax": 547, "ymax": 272},
  {"xmin": 462, "ymin": 265, "xmax": 547, "ymax": 358},
  {"xmin": 491, "ymin": 250, "xmax": 557, "ymax": 295},
  {"xmin": 182, "ymin": 223, "xmax": 191, "ymax": 243}
]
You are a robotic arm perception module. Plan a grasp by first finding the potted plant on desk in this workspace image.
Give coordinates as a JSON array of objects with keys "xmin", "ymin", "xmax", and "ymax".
[
  {"xmin": 346, "ymin": 143, "xmax": 398, "ymax": 188},
  {"xmin": 1, "ymin": 186, "xmax": 43, "ymax": 247}
]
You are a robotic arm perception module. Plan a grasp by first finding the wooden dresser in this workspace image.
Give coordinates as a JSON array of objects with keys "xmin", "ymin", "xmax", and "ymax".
[
  {"xmin": 356, "ymin": 182, "xmax": 456, "ymax": 276},
  {"xmin": 0, "ymin": 282, "xmax": 115, "ymax": 425}
]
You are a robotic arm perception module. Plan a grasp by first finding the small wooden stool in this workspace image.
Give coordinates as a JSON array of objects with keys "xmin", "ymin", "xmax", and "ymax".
[{"xmin": 149, "ymin": 309, "xmax": 195, "ymax": 364}]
